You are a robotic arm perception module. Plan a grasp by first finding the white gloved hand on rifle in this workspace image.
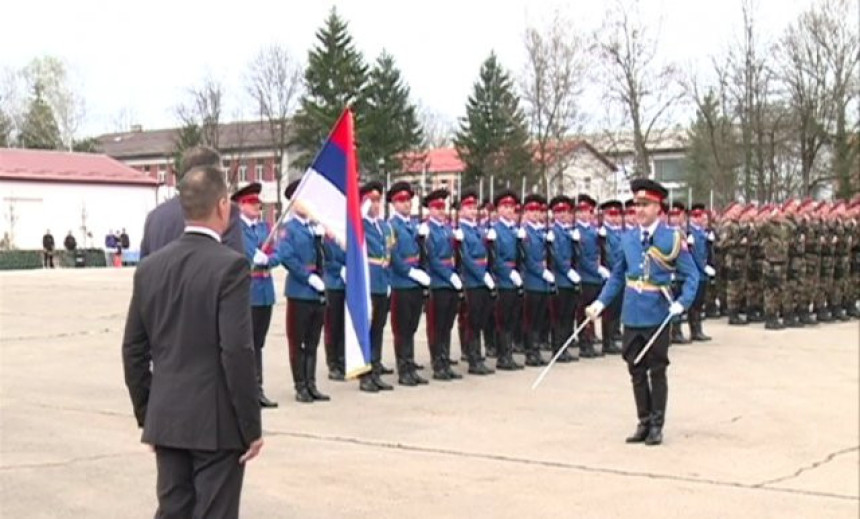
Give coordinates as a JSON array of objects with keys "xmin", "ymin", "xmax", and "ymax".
[
  {"xmin": 598, "ymin": 265, "xmax": 611, "ymax": 280},
  {"xmin": 449, "ymin": 273, "xmax": 463, "ymax": 291},
  {"xmin": 408, "ymin": 268, "xmax": 431, "ymax": 287},
  {"xmin": 669, "ymin": 301, "xmax": 684, "ymax": 316},
  {"xmin": 566, "ymin": 269, "xmax": 581, "ymax": 284},
  {"xmin": 510, "ymin": 270, "xmax": 523, "ymax": 287},
  {"xmin": 585, "ymin": 300, "xmax": 605, "ymax": 320},
  {"xmin": 417, "ymin": 222, "xmax": 430, "ymax": 237},
  {"xmin": 253, "ymin": 249, "xmax": 270, "ymax": 267},
  {"xmin": 542, "ymin": 269, "xmax": 555, "ymax": 284},
  {"xmin": 483, "ymin": 272, "xmax": 495, "ymax": 290},
  {"xmin": 308, "ymin": 274, "xmax": 325, "ymax": 293},
  {"xmin": 452, "ymin": 228, "xmax": 464, "ymax": 242},
  {"xmin": 705, "ymin": 265, "xmax": 716, "ymax": 277},
  {"xmin": 486, "ymin": 228, "xmax": 497, "ymax": 241}
]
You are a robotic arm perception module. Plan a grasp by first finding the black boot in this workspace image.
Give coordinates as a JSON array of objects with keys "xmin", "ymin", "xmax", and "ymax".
[
  {"xmin": 799, "ymin": 308, "xmax": 817, "ymax": 326},
  {"xmin": 305, "ymin": 348, "xmax": 330, "ymax": 401},
  {"xmin": 603, "ymin": 319, "xmax": 623, "ymax": 355},
  {"xmin": 524, "ymin": 333, "xmax": 547, "ymax": 367},
  {"xmin": 847, "ymin": 303, "xmax": 860, "ymax": 319},
  {"xmin": 554, "ymin": 329, "xmax": 577, "ymax": 363},
  {"xmin": 689, "ymin": 315, "xmax": 711, "ymax": 341},
  {"xmin": 764, "ymin": 314, "xmax": 784, "ymax": 330},
  {"xmin": 670, "ymin": 322, "xmax": 690, "ymax": 344},
  {"xmin": 644, "ymin": 411, "xmax": 664, "ymax": 446},
  {"xmin": 359, "ymin": 373, "xmax": 379, "ymax": 393},
  {"xmin": 495, "ymin": 333, "xmax": 523, "ymax": 370},
  {"xmin": 834, "ymin": 307, "xmax": 850, "ymax": 321},
  {"xmin": 292, "ymin": 349, "xmax": 314, "ymax": 403},
  {"xmin": 728, "ymin": 311, "xmax": 748, "ymax": 325},
  {"xmin": 371, "ymin": 365, "xmax": 394, "ymax": 391},
  {"xmin": 626, "ymin": 375, "xmax": 652, "ymax": 443},
  {"xmin": 817, "ymin": 308, "xmax": 833, "ymax": 322},
  {"xmin": 255, "ymin": 348, "xmax": 278, "ymax": 408},
  {"xmin": 397, "ymin": 358, "xmax": 418, "ymax": 386},
  {"xmin": 468, "ymin": 340, "xmax": 494, "ymax": 375},
  {"xmin": 783, "ymin": 310, "xmax": 803, "ymax": 328},
  {"xmin": 748, "ymin": 308, "xmax": 764, "ymax": 323}
]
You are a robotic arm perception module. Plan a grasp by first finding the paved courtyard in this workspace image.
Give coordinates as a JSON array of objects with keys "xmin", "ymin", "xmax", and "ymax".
[{"xmin": 1, "ymin": 267, "xmax": 858, "ymax": 518}]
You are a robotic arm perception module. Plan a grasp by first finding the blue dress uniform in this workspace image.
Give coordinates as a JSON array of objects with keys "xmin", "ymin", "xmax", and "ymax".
[
  {"xmin": 490, "ymin": 191, "xmax": 525, "ymax": 371},
  {"xmin": 322, "ymin": 237, "xmax": 346, "ymax": 379},
  {"xmin": 359, "ymin": 180, "xmax": 395, "ymax": 392},
  {"xmin": 599, "ymin": 199, "xmax": 626, "ymax": 356},
  {"xmin": 456, "ymin": 191, "xmax": 495, "ymax": 375},
  {"xmin": 276, "ymin": 182, "xmax": 331, "ymax": 403},
  {"xmin": 574, "ymin": 195, "xmax": 605, "ymax": 357},
  {"xmin": 387, "ymin": 181, "xmax": 430, "ymax": 386},
  {"xmin": 425, "ymin": 201, "xmax": 464, "ymax": 380},
  {"xmin": 519, "ymin": 194, "xmax": 553, "ymax": 367},
  {"xmin": 686, "ymin": 204, "xmax": 712, "ymax": 342},
  {"xmin": 668, "ymin": 202, "xmax": 692, "ymax": 345},
  {"xmin": 593, "ymin": 178, "xmax": 700, "ymax": 445},
  {"xmin": 232, "ymin": 182, "xmax": 278, "ymax": 408},
  {"xmin": 549, "ymin": 195, "xmax": 579, "ymax": 363}
]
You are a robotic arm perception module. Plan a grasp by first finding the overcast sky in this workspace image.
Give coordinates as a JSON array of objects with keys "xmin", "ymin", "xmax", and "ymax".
[{"xmin": 0, "ymin": 0, "xmax": 831, "ymax": 137}]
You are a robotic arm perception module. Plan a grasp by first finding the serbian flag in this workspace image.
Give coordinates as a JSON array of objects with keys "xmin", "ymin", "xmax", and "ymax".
[{"xmin": 287, "ymin": 108, "xmax": 372, "ymax": 378}]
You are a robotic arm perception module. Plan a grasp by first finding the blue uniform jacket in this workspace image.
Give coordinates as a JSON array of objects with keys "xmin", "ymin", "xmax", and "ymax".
[
  {"xmin": 603, "ymin": 224, "xmax": 623, "ymax": 270},
  {"xmin": 241, "ymin": 218, "xmax": 277, "ymax": 306},
  {"xmin": 492, "ymin": 219, "xmax": 519, "ymax": 290},
  {"xmin": 597, "ymin": 221, "xmax": 700, "ymax": 327},
  {"xmin": 688, "ymin": 224, "xmax": 708, "ymax": 277},
  {"xmin": 276, "ymin": 217, "xmax": 323, "ymax": 301},
  {"xmin": 523, "ymin": 223, "xmax": 552, "ymax": 293},
  {"xmin": 575, "ymin": 221, "xmax": 602, "ymax": 284},
  {"xmin": 365, "ymin": 217, "xmax": 392, "ymax": 295},
  {"xmin": 459, "ymin": 220, "xmax": 490, "ymax": 289},
  {"xmin": 426, "ymin": 218, "xmax": 457, "ymax": 289},
  {"xmin": 323, "ymin": 237, "xmax": 346, "ymax": 291},
  {"xmin": 551, "ymin": 221, "xmax": 576, "ymax": 289},
  {"xmin": 389, "ymin": 214, "xmax": 423, "ymax": 289}
]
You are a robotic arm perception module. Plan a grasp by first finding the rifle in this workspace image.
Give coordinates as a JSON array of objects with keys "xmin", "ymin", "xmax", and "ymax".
[
  {"xmin": 314, "ymin": 227, "xmax": 327, "ymax": 305},
  {"xmin": 417, "ymin": 167, "xmax": 429, "ymax": 300},
  {"xmin": 545, "ymin": 187, "xmax": 557, "ymax": 295},
  {"xmin": 451, "ymin": 194, "xmax": 464, "ymax": 300}
]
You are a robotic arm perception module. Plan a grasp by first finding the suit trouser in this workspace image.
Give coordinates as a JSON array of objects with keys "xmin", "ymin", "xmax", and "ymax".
[
  {"xmin": 324, "ymin": 289, "xmax": 345, "ymax": 372},
  {"xmin": 154, "ymin": 446, "xmax": 245, "ymax": 519},
  {"xmin": 370, "ymin": 294, "xmax": 390, "ymax": 369},
  {"xmin": 286, "ymin": 298, "xmax": 325, "ymax": 390},
  {"xmin": 427, "ymin": 288, "xmax": 460, "ymax": 371},
  {"xmin": 250, "ymin": 305, "xmax": 273, "ymax": 391},
  {"xmin": 390, "ymin": 288, "xmax": 424, "ymax": 374},
  {"xmin": 622, "ymin": 324, "xmax": 670, "ymax": 425}
]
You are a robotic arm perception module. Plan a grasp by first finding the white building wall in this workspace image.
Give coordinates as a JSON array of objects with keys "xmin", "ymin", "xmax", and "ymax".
[{"xmin": 0, "ymin": 181, "xmax": 157, "ymax": 250}]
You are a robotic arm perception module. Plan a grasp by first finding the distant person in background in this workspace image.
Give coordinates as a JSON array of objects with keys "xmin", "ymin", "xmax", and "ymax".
[
  {"xmin": 105, "ymin": 231, "xmax": 118, "ymax": 265},
  {"xmin": 120, "ymin": 228, "xmax": 130, "ymax": 250},
  {"xmin": 64, "ymin": 231, "xmax": 77, "ymax": 251},
  {"xmin": 139, "ymin": 146, "xmax": 244, "ymax": 259},
  {"xmin": 42, "ymin": 230, "xmax": 55, "ymax": 268}
]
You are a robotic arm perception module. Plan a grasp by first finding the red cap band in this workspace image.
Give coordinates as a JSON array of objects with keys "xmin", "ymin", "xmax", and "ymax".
[
  {"xmin": 237, "ymin": 194, "xmax": 261, "ymax": 205},
  {"xmin": 428, "ymin": 199, "xmax": 446, "ymax": 209},
  {"xmin": 497, "ymin": 196, "xmax": 516, "ymax": 207},
  {"xmin": 391, "ymin": 191, "xmax": 412, "ymax": 202},
  {"xmin": 603, "ymin": 209, "xmax": 621, "ymax": 216},
  {"xmin": 634, "ymin": 189, "xmax": 664, "ymax": 203},
  {"xmin": 524, "ymin": 201, "xmax": 542, "ymax": 211},
  {"xmin": 460, "ymin": 196, "xmax": 478, "ymax": 208},
  {"xmin": 552, "ymin": 203, "xmax": 571, "ymax": 212}
]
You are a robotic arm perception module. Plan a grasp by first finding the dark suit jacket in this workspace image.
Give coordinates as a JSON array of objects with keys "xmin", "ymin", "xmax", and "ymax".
[
  {"xmin": 122, "ymin": 232, "xmax": 261, "ymax": 451},
  {"xmin": 139, "ymin": 197, "xmax": 245, "ymax": 259}
]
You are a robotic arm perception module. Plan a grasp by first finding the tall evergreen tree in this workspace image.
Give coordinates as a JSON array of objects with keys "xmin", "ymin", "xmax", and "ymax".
[
  {"xmin": 454, "ymin": 53, "xmax": 533, "ymax": 190},
  {"xmin": 18, "ymin": 84, "xmax": 62, "ymax": 150},
  {"xmin": 293, "ymin": 7, "xmax": 368, "ymax": 169},
  {"xmin": 684, "ymin": 90, "xmax": 740, "ymax": 207},
  {"xmin": 0, "ymin": 107, "xmax": 11, "ymax": 147},
  {"xmin": 172, "ymin": 123, "xmax": 203, "ymax": 179},
  {"xmin": 362, "ymin": 50, "xmax": 423, "ymax": 179}
]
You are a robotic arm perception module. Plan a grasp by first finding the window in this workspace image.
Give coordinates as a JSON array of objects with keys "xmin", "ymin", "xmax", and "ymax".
[
  {"xmin": 238, "ymin": 165, "xmax": 248, "ymax": 183},
  {"xmin": 144, "ymin": 165, "xmax": 151, "ymax": 173},
  {"xmin": 653, "ymin": 157, "xmax": 686, "ymax": 183},
  {"xmin": 222, "ymin": 159, "xmax": 231, "ymax": 170},
  {"xmin": 255, "ymin": 163, "xmax": 264, "ymax": 182},
  {"xmin": 157, "ymin": 165, "xmax": 166, "ymax": 184}
]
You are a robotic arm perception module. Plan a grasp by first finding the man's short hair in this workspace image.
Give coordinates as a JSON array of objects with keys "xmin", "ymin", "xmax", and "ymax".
[
  {"xmin": 179, "ymin": 146, "xmax": 222, "ymax": 178},
  {"xmin": 179, "ymin": 166, "xmax": 228, "ymax": 221}
]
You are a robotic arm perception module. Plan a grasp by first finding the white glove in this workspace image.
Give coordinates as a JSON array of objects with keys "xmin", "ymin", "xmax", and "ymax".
[
  {"xmin": 312, "ymin": 223, "xmax": 325, "ymax": 236},
  {"xmin": 705, "ymin": 265, "xmax": 716, "ymax": 277},
  {"xmin": 340, "ymin": 266, "xmax": 347, "ymax": 283},
  {"xmin": 417, "ymin": 222, "xmax": 430, "ymax": 237},
  {"xmin": 598, "ymin": 226, "xmax": 607, "ymax": 238},
  {"xmin": 486, "ymin": 228, "xmax": 497, "ymax": 241},
  {"xmin": 483, "ymin": 272, "xmax": 495, "ymax": 290},
  {"xmin": 452, "ymin": 228, "xmax": 464, "ymax": 242},
  {"xmin": 542, "ymin": 269, "xmax": 555, "ymax": 284},
  {"xmin": 308, "ymin": 273, "xmax": 325, "ymax": 292},
  {"xmin": 253, "ymin": 249, "xmax": 270, "ymax": 266},
  {"xmin": 687, "ymin": 234, "xmax": 695, "ymax": 245},
  {"xmin": 598, "ymin": 265, "xmax": 611, "ymax": 279},
  {"xmin": 516, "ymin": 227, "xmax": 526, "ymax": 240},
  {"xmin": 510, "ymin": 270, "xmax": 523, "ymax": 287},
  {"xmin": 360, "ymin": 198, "xmax": 372, "ymax": 218},
  {"xmin": 707, "ymin": 231, "xmax": 715, "ymax": 242},
  {"xmin": 669, "ymin": 301, "xmax": 684, "ymax": 316},
  {"xmin": 571, "ymin": 228, "xmax": 581, "ymax": 242},
  {"xmin": 386, "ymin": 285, "xmax": 391, "ymax": 297},
  {"xmin": 408, "ymin": 268, "xmax": 431, "ymax": 287},
  {"xmin": 585, "ymin": 300, "xmax": 605, "ymax": 320},
  {"xmin": 545, "ymin": 230, "xmax": 555, "ymax": 243},
  {"xmin": 567, "ymin": 269, "xmax": 581, "ymax": 284},
  {"xmin": 449, "ymin": 273, "xmax": 463, "ymax": 290}
]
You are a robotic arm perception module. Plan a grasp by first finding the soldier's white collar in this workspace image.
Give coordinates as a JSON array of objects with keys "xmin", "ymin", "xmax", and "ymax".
[
  {"xmin": 460, "ymin": 218, "xmax": 477, "ymax": 228},
  {"xmin": 639, "ymin": 219, "xmax": 660, "ymax": 238},
  {"xmin": 429, "ymin": 217, "xmax": 445, "ymax": 226},
  {"xmin": 393, "ymin": 213, "xmax": 411, "ymax": 223},
  {"xmin": 240, "ymin": 214, "xmax": 258, "ymax": 227},
  {"xmin": 499, "ymin": 216, "xmax": 516, "ymax": 227}
]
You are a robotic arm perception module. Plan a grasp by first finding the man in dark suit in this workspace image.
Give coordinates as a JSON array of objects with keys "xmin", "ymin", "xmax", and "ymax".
[
  {"xmin": 139, "ymin": 146, "xmax": 244, "ymax": 259},
  {"xmin": 122, "ymin": 165, "xmax": 263, "ymax": 519}
]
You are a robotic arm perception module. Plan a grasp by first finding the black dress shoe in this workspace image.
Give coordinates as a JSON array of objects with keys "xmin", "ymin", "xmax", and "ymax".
[
  {"xmin": 307, "ymin": 385, "xmax": 330, "ymax": 401},
  {"xmin": 372, "ymin": 373, "xmax": 394, "ymax": 390},
  {"xmin": 359, "ymin": 375, "xmax": 379, "ymax": 393},
  {"xmin": 625, "ymin": 423, "xmax": 650, "ymax": 443},
  {"xmin": 259, "ymin": 394, "xmax": 279, "ymax": 408},
  {"xmin": 295, "ymin": 388, "xmax": 314, "ymax": 403}
]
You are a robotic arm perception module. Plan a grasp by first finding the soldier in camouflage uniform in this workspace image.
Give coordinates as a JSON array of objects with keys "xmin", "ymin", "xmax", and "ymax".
[
  {"xmin": 705, "ymin": 209, "xmax": 722, "ymax": 318},
  {"xmin": 782, "ymin": 199, "xmax": 806, "ymax": 327},
  {"xmin": 847, "ymin": 200, "xmax": 860, "ymax": 319},
  {"xmin": 759, "ymin": 206, "xmax": 789, "ymax": 329},
  {"xmin": 830, "ymin": 202, "xmax": 852, "ymax": 321},
  {"xmin": 717, "ymin": 203, "xmax": 748, "ymax": 325},
  {"xmin": 817, "ymin": 202, "xmax": 836, "ymax": 322},
  {"xmin": 800, "ymin": 199, "xmax": 822, "ymax": 325},
  {"xmin": 745, "ymin": 208, "xmax": 766, "ymax": 323}
]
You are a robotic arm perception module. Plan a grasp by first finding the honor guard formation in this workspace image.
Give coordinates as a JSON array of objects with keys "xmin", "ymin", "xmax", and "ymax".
[{"xmin": 239, "ymin": 175, "xmax": 860, "ymax": 444}]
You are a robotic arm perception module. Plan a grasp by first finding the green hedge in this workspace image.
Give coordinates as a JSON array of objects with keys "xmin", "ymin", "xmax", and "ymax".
[{"xmin": 0, "ymin": 249, "xmax": 108, "ymax": 270}]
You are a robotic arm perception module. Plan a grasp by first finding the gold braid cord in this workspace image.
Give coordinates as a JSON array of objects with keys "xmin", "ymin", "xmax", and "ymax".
[{"xmin": 646, "ymin": 230, "xmax": 682, "ymax": 271}]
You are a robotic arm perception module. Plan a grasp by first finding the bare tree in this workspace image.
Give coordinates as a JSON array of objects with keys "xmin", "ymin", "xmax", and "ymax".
[
  {"xmin": 246, "ymin": 45, "xmax": 303, "ymax": 217},
  {"xmin": 417, "ymin": 103, "xmax": 454, "ymax": 149},
  {"xmin": 176, "ymin": 76, "xmax": 224, "ymax": 148},
  {"xmin": 521, "ymin": 10, "xmax": 589, "ymax": 193},
  {"xmin": 593, "ymin": 0, "xmax": 683, "ymax": 178},
  {"xmin": 111, "ymin": 106, "xmax": 138, "ymax": 133}
]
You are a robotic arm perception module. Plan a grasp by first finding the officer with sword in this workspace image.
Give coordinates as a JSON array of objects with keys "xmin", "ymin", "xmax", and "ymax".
[{"xmin": 585, "ymin": 179, "xmax": 700, "ymax": 446}]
